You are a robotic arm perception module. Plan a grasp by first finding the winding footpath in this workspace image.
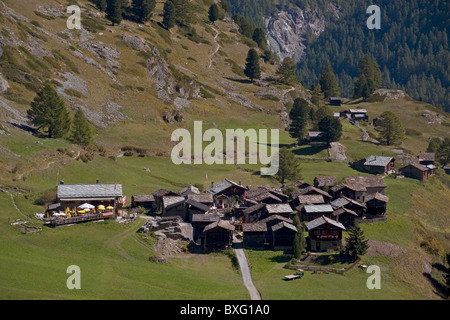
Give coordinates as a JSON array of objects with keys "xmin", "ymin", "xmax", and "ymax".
[{"xmin": 234, "ymin": 248, "xmax": 261, "ymax": 300}]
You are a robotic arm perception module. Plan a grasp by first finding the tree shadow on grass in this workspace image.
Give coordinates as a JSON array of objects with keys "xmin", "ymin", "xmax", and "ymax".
[{"xmin": 293, "ymin": 145, "xmax": 328, "ymax": 157}]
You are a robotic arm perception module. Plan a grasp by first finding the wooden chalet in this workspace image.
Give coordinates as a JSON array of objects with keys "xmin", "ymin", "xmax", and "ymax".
[
  {"xmin": 314, "ymin": 176, "xmax": 337, "ymax": 190},
  {"xmin": 348, "ymin": 109, "xmax": 368, "ymax": 121},
  {"xmin": 363, "ymin": 192, "xmax": 389, "ymax": 216},
  {"xmin": 56, "ymin": 182, "xmax": 123, "ymax": 219},
  {"xmin": 330, "ymin": 183, "xmax": 362, "ymax": 201},
  {"xmin": 242, "ymin": 221, "xmax": 268, "ymax": 249},
  {"xmin": 161, "ymin": 196, "xmax": 186, "ymax": 220},
  {"xmin": 399, "ymin": 163, "xmax": 430, "ymax": 181},
  {"xmin": 131, "ymin": 194, "xmax": 155, "ymax": 212},
  {"xmin": 206, "ymin": 179, "xmax": 247, "ymax": 209},
  {"xmin": 153, "ymin": 189, "xmax": 180, "ymax": 212},
  {"xmin": 344, "ymin": 176, "xmax": 387, "ymax": 201},
  {"xmin": 242, "ymin": 215, "xmax": 295, "ymax": 250},
  {"xmin": 272, "ymin": 221, "xmax": 298, "ymax": 250},
  {"xmin": 242, "ymin": 203, "xmax": 266, "ymax": 223},
  {"xmin": 191, "ymin": 213, "xmax": 221, "ymax": 245},
  {"xmin": 291, "ymin": 186, "xmax": 332, "ymax": 208},
  {"xmin": 187, "ymin": 193, "xmax": 214, "ymax": 206},
  {"xmin": 305, "ymin": 131, "xmax": 323, "ymax": 144},
  {"xmin": 353, "ymin": 156, "xmax": 395, "ymax": 175},
  {"xmin": 305, "ymin": 216, "xmax": 346, "ymax": 252},
  {"xmin": 332, "ymin": 207, "xmax": 358, "ymax": 229},
  {"xmin": 245, "ymin": 185, "xmax": 288, "ymax": 204},
  {"xmin": 203, "ymin": 220, "xmax": 235, "ymax": 249},
  {"xmin": 330, "ymin": 195, "xmax": 366, "ymax": 216},
  {"xmin": 185, "ymin": 199, "xmax": 211, "ymax": 222},
  {"xmin": 418, "ymin": 152, "xmax": 435, "ymax": 166},
  {"xmin": 329, "ymin": 97, "xmax": 343, "ymax": 106}
]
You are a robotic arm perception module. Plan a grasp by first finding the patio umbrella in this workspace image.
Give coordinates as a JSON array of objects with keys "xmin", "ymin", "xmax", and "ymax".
[
  {"xmin": 78, "ymin": 203, "xmax": 95, "ymax": 210},
  {"xmin": 98, "ymin": 205, "xmax": 105, "ymax": 210},
  {"xmin": 106, "ymin": 205, "xmax": 114, "ymax": 210}
]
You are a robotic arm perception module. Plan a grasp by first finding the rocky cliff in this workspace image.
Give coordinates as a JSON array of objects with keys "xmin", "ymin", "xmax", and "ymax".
[{"xmin": 264, "ymin": 5, "xmax": 340, "ymax": 63}]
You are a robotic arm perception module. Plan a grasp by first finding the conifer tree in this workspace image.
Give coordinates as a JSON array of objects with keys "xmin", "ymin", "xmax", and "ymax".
[
  {"xmin": 132, "ymin": 0, "xmax": 156, "ymax": 23},
  {"xmin": 276, "ymin": 57, "xmax": 297, "ymax": 85},
  {"xmin": 27, "ymin": 84, "xmax": 71, "ymax": 139},
  {"xmin": 244, "ymin": 49, "xmax": 261, "ymax": 81},
  {"xmin": 319, "ymin": 61, "xmax": 340, "ymax": 98},
  {"xmin": 293, "ymin": 223, "xmax": 306, "ymax": 259},
  {"xmin": 345, "ymin": 224, "xmax": 369, "ymax": 259},
  {"xmin": 96, "ymin": 0, "xmax": 107, "ymax": 11},
  {"xmin": 252, "ymin": 27, "xmax": 267, "ymax": 50},
  {"xmin": 70, "ymin": 109, "xmax": 93, "ymax": 146},
  {"xmin": 311, "ymin": 83, "xmax": 324, "ymax": 107},
  {"xmin": 376, "ymin": 111, "xmax": 405, "ymax": 146},
  {"xmin": 106, "ymin": 0, "xmax": 123, "ymax": 25},
  {"xmin": 275, "ymin": 147, "xmax": 303, "ymax": 185},
  {"xmin": 208, "ymin": 3, "xmax": 219, "ymax": 23},
  {"xmin": 318, "ymin": 115, "xmax": 342, "ymax": 146},
  {"xmin": 289, "ymin": 98, "xmax": 310, "ymax": 144},
  {"xmin": 353, "ymin": 55, "xmax": 382, "ymax": 99},
  {"xmin": 162, "ymin": 0, "xmax": 175, "ymax": 30}
]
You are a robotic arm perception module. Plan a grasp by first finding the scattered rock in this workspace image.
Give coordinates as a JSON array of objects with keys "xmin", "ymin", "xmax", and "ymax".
[
  {"xmin": 226, "ymin": 92, "xmax": 263, "ymax": 111},
  {"xmin": 421, "ymin": 110, "xmax": 446, "ymax": 125},
  {"xmin": 0, "ymin": 73, "xmax": 9, "ymax": 94},
  {"xmin": 373, "ymin": 89, "xmax": 407, "ymax": 101},
  {"xmin": 366, "ymin": 240, "xmax": 407, "ymax": 258},
  {"xmin": 121, "ymin": 34, "xmax": 149, "ymax": 51}
]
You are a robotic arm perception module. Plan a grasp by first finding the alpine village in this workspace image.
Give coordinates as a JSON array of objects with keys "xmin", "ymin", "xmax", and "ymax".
[{"xmin": 0, "ymin": 0, "xmax": 449, "ymax": 302}]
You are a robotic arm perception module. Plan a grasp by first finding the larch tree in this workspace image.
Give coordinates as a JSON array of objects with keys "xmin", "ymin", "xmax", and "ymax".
[
  {"xmin": 70, "ymin": 108, "xmax": 93, "ymax": 146},
  {"xmin": 376, "ymin": 111, "xmax": 405, "ymax": 146},
  {"xmin": 276, "ymin": 57, "xmax": 297, "ymax": 85},
  {"xmin": 275, "ymin": 147, "xmax": 303, "ymax": 186},
  {"xmin": 27, "ymin": 84, "xmax": 71, "ymax": 139}
]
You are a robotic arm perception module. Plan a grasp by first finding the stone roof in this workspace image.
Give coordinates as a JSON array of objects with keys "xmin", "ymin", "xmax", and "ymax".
[
  {"xmin": 314, "ymin": 176, "xmax": 337, "ymax": 187},
  {"xmin": 400, "ymin": 163, "xmax": 428, "ymax": 172},
  {"xmin": 298, "ymin": 194, "xmax": 325, "ymax": 205},
  {"xmin": 242, "ymin": 222, "xmax": 267, "ymax": 232},
  {"xmin": 272, "ymin": 221, "xmax": 298, "ymax": 233},
  {"xmin": 418, "ymin": 152, "xmax": 435, "ymax": 162},
  {"xmin": 185, "ymin": 199, "xmax": 210, "ymax": 212},
  {"xmin": 187, "ymin": 193, "xmax": 213, "ymax": 203},
  {"xmin": 291, "ymin": 186, "xmax": 332, "ymax": 199},
  {"xmin": 345, "ymin": 176, "xmax": 387, "ymax": 189},
  {"xmin": 180, "ymin": 184, "xmax": 200, "ymax": 197},
  {"xmin": 162, "ymin": 196, "xmax": 185, "ymax": 209},
  {"xmin": 363, "ymin": 192, "xmax": 389, "ymax": 203},
  {"xmin": 331, "ymin": 196, "xmax": 366, "ymax": 209},
  {"xmin": 153, "ymin": 188, "xmax": 179, "ymax": 198},
  {"xmin": 266, "ymin": 203, "xmax": 293, "ymax": 214},
  {"xmin": 305, "ymin": 215, "xmax": 346, "ymax": 231},
  {"xmin": 57, "ymin": 184, "xmax": 123, "ymax": 199},
  {"xmin": 303, "ymin": 204, "xmax": 334, "ymax": 214},
  {"xmin": 363, "ymin": 155, "xmax": 394, "ymax": 167},
  {"xmin": 192, "ymin": 214, "xmax": 220, "ymax": 223},
  {"xmin": 132, "ymin": 194, "xmax": 155, "ymax": 202},
  {"xmin": 203, "ymin": 220, "xmax": 235, "ymax": 232},
  {"xmin": 242, "ymin": 203, "xmax": 265, "ymax": 215},
  {"xmin": 260, "ymin": 214, "xmax": 293, "ymax": 224},
  {"xmin": 206, "ymin": 179, "xmax": 247, "ymax": 195},
  {"xmin": 332, "ymin": 207, "xmax": 358, "ymax": 217}
]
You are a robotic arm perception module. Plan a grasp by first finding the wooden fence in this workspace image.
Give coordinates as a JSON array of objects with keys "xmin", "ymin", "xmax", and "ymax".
[{"xmin": 50, "ymin": 213, "xmax": 112, "ymax": 227}]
